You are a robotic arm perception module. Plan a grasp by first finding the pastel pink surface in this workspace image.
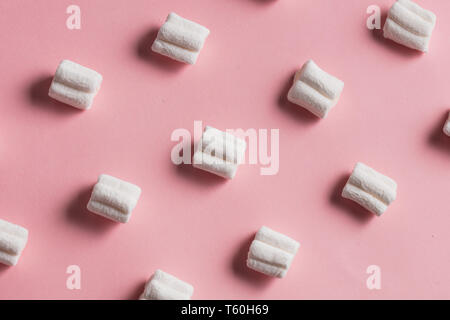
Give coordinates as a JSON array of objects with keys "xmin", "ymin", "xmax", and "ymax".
[{"xmin": 0, "ymin": 0, "xmax": 449, "ymax": 299}]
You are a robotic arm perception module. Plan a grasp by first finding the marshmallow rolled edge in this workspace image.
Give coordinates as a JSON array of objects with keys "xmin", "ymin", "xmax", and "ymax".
[
  {"xmin": 140, "ymin": 269, "xmax": 194, "ymax": 300},
  {"xmin": 193, "ymin": 126, "xmax": 247, "ymax": 179},
  {"xmin": 247, "ymin": 226, "xmax": 300, "ymax": 278},
  {"xmin": 48, "ymin": 60, "xmax": 103, "ymax": 110},
  {"xmin": 87, "ymin": 174, "xmax": 142, "ymax": 223},
  {"xmin": 444, "ymin": 111, "xmax": 450, "ymax": 137},
  {"xmin": 152, "ymin": 12, "xmax": 210, "ymax": 65},
  {"xmin": 383, "ymin": 0, "xmax": 436, "ymax": 52},
  {"xmin": 287, "ymin": 60, "xmax": 344, "ymax": 118},
  {"xmin": 0, "ymin": 219, "xmax": 29, "ymax": 266},
  {"xmin": 342, "ymin": 162, "xmax": 397, "ymax": 216}
]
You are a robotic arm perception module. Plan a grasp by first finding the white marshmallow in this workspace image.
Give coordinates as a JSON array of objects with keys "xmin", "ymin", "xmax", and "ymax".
[
  {"xmin": 342, "ymin": 162, "xmax": 397, "ymax": 216},
  {"xmin": 247, "ymin": 226, "xmax": 300, "ymax": 278},
  {"xmin": 140, "ymin": 269, "xmax": 194, "ymax": 300},
  {"xmin": 383, "ymin": 0, "xmax": 436, "ymax": 52},
  {"xmin": 152, "ymin": 12, "xmax": 210, "ymax": 65},
  {"xmin": 87, "ymin": 174, "xmax": 142, "ymax": 223},
  {"xmin": 287, "ymin": 60, "xmax": 344, "ymax": 118},
  {"xmin": 48, "ymin": 60, "xmax": 103, "ymax": 110},
  {"xmin": 443, "ymin": 111, "xmax": 450, "ymax": 137},
  {"xmin": 192, "ymin": 126, "xmax": 247, "ymax": 179},
  {"xmin": 0, "ymin": 219, "xmax": 29, "ymax": 266}
]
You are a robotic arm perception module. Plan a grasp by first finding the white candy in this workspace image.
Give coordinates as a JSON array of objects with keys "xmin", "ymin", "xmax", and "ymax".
[
  {"xmin": 342, "ymin": 162, "xmax": 397, "ymax": 216},
  {"xmin": 140, "ymin": 269, "xmax": 194, "ymax": 300},
  {"xmin": 383, "ymin": 0, "xmax": 436, "ymax": 52},
  {"xmin": 152, "ymin": 12, "xmax": 210, "ymax": 65},
  {"xmin": 48, "ymin": 60, "xmax": 103, "ymax": 110},
  {"xmin": 87, "ymin": 174, "xmax": 142, "ymax": 223},
  {"xmin": 443, "ymin": 111, "xmax": 450, "ymax": 137},
  {"xmin": 0, "ymin": 219, "xmax": 29, "ymax": 266},
  {"xmin": 192, "ymin": 126, "xmax": 247, "ymax": 179},
  {"xmin": 287, "ymin": 60, "xmax": 344, "ymax": 118},
  {"xmin": 247, "ymin": 226, "xmax": 300, "ymax": 278}
]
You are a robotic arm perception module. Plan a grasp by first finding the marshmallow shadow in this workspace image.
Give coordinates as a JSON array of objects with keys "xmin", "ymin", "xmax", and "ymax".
[
  {"xmin": 136, "ymin": 27, "xmax": 188, "ymax": 72},
  {"xmin": 28, "ymin": 75, "xmax": 83, "ymax": 115},
  {"xmin": 65, "ymin": 185, "xmax": 118, "ymax": 233},
  {"xmin": 428, "ymin": 111, "xmax": 450, "ymax": 154},
  {"xmin": 369, "ymin": 10, "xmax": 423, "ymax": 58},
  {"xmin": 277, "ymin": 71, "xmax": 321, "ymax": 124},
  {"xmin": 230, "ymin": 233, "xmax": 274, "ymax": 288},
  {"xmin": 329, "ymin": 173, "xmax": 374, "ymax": 224}
]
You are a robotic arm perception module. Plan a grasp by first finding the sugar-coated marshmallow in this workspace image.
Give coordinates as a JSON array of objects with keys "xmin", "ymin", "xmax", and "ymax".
[
  {"xmin": 140, "ymin": 269, "xmax": 194, "ymax": 300},
  {"xmin": 48, "ymin": 60, "xmax": 103, "ymax": 110},
  {"xmin": 443, "ymin": 111, "xmax": 450, "ymax": 137},
  {"xmin": 87, "ymin": 174, "xmax": 142, "ymax": 223},
  {"xmin": 193, "ymin": 126, "xmax": 247, "ymax": 179},
  {"xmin": 247, "ymin": 226, "xmax": 300, "ymax": 278},
  {"xmin": 383, "ymin": 0, "xmax": 436, "ymax": 52},
  {"xmin": 152, "ymin": 12, "xmax": 210, "ymax": 65},
  {"xmin": 342, "ymin": 162, "xmax": 397, "ymax": 216},
  {"xmin": 0, "ymin": 219, "xmax": 29, "ymax": 266},
  {"xmin": 287, "ymin": 60, "xmax": 344, "ymax": 118}
]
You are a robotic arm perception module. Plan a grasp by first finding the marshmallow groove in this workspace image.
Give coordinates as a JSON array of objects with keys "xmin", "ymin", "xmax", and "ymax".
[
  {"xmin": 48, "ymin": 60, "xmax": 103, "ymax": 110},
  {"xmin": 87, "ymin": 174, "xmax": 142, "ymax": 223},
  {"xmin": 247, "ymin": 226, "xmax": 300, "ymax": 278},
  {"xmin": 287, "ymin": 60, "xmax": 344, "ymax": 118},
  {"xmin": 383, "ymin": 0, "xmax": 436, "ymax": 52},
  {"xmin": 193, "ymin": 126, "xmax": 247, "ymax": 179},
  {"xmin": 444, "ymin": 111, "xmax": 450, "ymax": 137},
  {"xmin": 0, "ymin": 219, "xmax": 29, "ymax": 266},
  {"xmin": 342, "ymin": 162, "xmax": 397, "ymax": 216},
  {"xmin": 152, "ymin": 12, "xmax": 210, "ymax": 64},
  {"xmin": 140, "ymin": 269, "xmax": 194, "ymax": 300}
]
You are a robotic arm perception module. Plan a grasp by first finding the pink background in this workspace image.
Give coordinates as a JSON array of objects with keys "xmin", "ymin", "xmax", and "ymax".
[{"xmin": 0, "ymin": 0, "xmax": 449, "ymax": 299}]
